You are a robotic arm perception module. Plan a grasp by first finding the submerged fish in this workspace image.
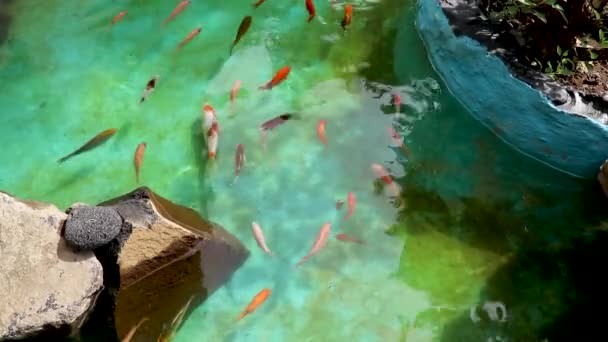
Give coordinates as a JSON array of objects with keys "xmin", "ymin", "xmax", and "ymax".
[
  {"xmin": 162, "ymin": 0, "xmax": 191, "ymax": 27},
  {"xmin": 371, "ymin": 163, "xmax": 401, "ymax": 197},
  {"xmin": 230, "ymin": 80, "xmax": 242, "ymax": 108},
  {"xmin": 177, "ymin": 27, "xmax": 201, "ymax": 49},
  {"xmin": 122, "ymin": 317, "xmax": 148, "ymax": 342},
  {"xmin": 201, "ymin": 103, "xmax": 218, "ymax": 133},
  {"xmin": 234, "ymin": 143, "xmax": 245, "ymax": 183},
  {"xmin": 341, "ymin": 4, "xmax": 352, "ymax": 31},
  {"xmin": 157, "ymin": 296, "xmax": 194, "ymax": 342},
  {"xmin": 236, "ymin": 288, "xmax": 271, "ymax": 321},
  {"xmin": 110, "ymin": 10, "xmax": 128, "ymax": 27},
  {"xmin": 251, "ymin": 221, "xmax": 272, "ymax": 255},
  {"xmin": 393, "ymin": 93, "xmax": 401, "ymax": 113},
  {"xmin": 207, "ymin": 121, "xmax": 219, "ymax": 159},
  {"xmin": 140, "ymin": 75, "xmax": 159, "ymax": 104},
  {"xmin": 253, "ymin": 0, "xmax": 266, "ymax": 8},
  {"xmin": 57, "ymin": 128, "xmax": 117, "ymax": 164},
  {"xmin": 260, "ymin": 113, "xmax": 294, "ymax": 132},
  {"xmin": 306, "ymin": 0, "xmax": 316, "ymax": 22},
  {"xmin": 344, "ymin": 192, "xmax": 355, "ymax": 220},
  {"xmin": 336, "ymin": 199, "xmax": 344, "ymax": 210},
  {"xmin": 230, "ymin": 16, "xmax": 252, "ymax": 55},
  {"xmin": 387, "ymin": 127, "xmax": 410, "ymax": 157},
  {"xmin": 259, "ymin": 66, "xmax": 291, "ymax": 90},
  {"xmin": 317, "ymin": 119, "xmax": 328, "ymax": 145},
  {"xmin": 133, "ymin": 142, "xmax": 147, "ymax": 184},
  {"xmin": 296, "ymin": 223, "xmax": 331, "ymax": 268},
  {"xmin": 336, "ymin": 233, "xmax": 365, "ymax": 245}
]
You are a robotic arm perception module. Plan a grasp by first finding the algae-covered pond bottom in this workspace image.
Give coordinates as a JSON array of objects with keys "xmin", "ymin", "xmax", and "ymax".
[{"xmin": 1, "ymin": 0, "xmax": 607, "ymax": 341}]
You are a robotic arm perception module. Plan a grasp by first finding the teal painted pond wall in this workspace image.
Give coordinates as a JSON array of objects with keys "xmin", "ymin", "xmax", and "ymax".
[{"xmin": 410, "ymin": 0, "xmax": 608, "ymax": 179}]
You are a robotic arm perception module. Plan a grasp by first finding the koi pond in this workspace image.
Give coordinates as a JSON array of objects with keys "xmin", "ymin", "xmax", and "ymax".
[{"xmin": 1, "ymin": 0, "xmax": 607, "ymax": 341}]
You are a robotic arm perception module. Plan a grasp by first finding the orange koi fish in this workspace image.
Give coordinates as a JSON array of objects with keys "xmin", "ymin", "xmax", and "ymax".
[
  {"xmin": 58, "ymin": 128, "xmax": 118, "ymax": 163},
  {"xmin": 296, "ymin": 223, "xmax": 331, "ymax": 268},
  {"xmin": 341, "ymin": 4, "xmax": 352, "ymax": 31},
  {"xmin": 207, "ymin": 121, "xmax": 219, "ymax": 159},
  {"xmin": 344, "ymin": 192, "xmax": 355, "ymax": 220},
  {"xmin": 306, "ymin": 0, "xmax": 316, "ymax": 22},
  {"xmin": 230, "ymin": 80, "xmax": 241, "ymax": 109},
  {"xmin": 140, "ymin": 75, "xmax": 159, "ymax": 104},
  {"xmin": 237, "ymin": 288, "xmax": 271, "ymax": 321},
  {"xmin": 121, "ymin": 317, "xmax": 148, "ymax": 342},
  {"xmin": 111, "ymin": 10, "xmax": 127, "ymax": 26},
  {"xmin": 317, "ymin": 119, "xmax": 328, "ymax": 145},
  {"xmin": 162, "ymin": 0, "xmax": 191, "ymax": 26},
  {"xmin": 387, "ymin": 127, "xmax": 410, "ymax": 157},
  {"xmin": 336, "ymin": 233, "xmax": 365, "ymax": 245},
  {"xmin": 259, "ymin": 66, "xmax": 291, "ymax": 90},
  {"xmin": 253, "ymin": 0, "xmax": 266, "ymax": 8},
  {"xmin": 393, "ymin": 93, "xmax": 401, "ymax": 113},
  {"xmin": 133, "ymin": 142, "xmax": 147, "ymax": 184},
  {"xmin": 177, "ymin": 27, "xmax": 201, "ymax": 50}
]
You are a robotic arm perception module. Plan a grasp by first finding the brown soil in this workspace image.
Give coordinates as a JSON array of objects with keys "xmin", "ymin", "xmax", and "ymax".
[{"xmin": 557, "ymin": 60, "xmax": 608, "ymax": 98}]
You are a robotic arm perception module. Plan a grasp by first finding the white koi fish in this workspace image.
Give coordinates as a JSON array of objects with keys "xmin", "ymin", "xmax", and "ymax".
[{"xmin": 251, "ymin": 222, "xmax": 272, "ymax": 255}]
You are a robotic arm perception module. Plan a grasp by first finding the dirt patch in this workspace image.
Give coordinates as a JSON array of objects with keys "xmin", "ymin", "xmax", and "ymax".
[{"xmin": 557, "ymin": 61, "xmax": 608, "ymax": 98}]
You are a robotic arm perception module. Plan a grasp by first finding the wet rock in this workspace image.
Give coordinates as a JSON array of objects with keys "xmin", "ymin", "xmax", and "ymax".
[
  {"xmin": 97, "ymin": 187, "xmax": 249, "ymax": 341},
  {"xmin": 63, "ymin": 205, "xmax": 123, "ymax": 250},
  {"xmin": 0, "ymin": 192, "xmax": 103, "ymax": 340}
]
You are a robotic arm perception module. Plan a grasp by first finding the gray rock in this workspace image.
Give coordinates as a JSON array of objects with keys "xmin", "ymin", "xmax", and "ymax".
[
  {"xmin": 64, "ymin": 205, "xmax": 122, "ymax": 250},
  {"xmin": 0, "ymin": 192, "xmax": 104, "ymax": 340}
]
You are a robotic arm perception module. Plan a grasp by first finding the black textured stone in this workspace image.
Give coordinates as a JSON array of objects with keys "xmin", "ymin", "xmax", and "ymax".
[{"xmin": 63, "ymin": 205, "xmax": 122, "ymax": 250}]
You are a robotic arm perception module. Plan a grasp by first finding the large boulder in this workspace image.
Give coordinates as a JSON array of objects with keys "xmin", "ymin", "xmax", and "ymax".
[
  {"xmin": 0, "ymin": 192, "xmax": 104, "ymax": 340},
  {"xmin": 97, "ymin": 187, "xmax": 249, "ymax": 342}
]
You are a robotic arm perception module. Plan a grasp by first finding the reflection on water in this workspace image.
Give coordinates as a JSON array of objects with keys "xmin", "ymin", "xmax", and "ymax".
[{"xmin": 1, "ymin": 0, "xmax": 608, "ymax": 341}]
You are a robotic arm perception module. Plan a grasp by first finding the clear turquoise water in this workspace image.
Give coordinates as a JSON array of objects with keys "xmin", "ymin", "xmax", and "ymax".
[{"xmin": 1, "ymin": 0, "xmax": 607, "ymax": 341}]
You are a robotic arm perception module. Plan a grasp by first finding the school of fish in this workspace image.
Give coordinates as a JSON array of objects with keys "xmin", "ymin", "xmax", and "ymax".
[{"xmin": 55, "ymin": 1, "xmax": 410, "ymax": 340}]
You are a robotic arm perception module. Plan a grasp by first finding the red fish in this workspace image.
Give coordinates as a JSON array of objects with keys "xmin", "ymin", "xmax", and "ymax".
[
  {"xmin": 296, "ymin": 223, "xmax": 331, "ymax": 268},
  {"xmin": 234, "ymin": 143, "xmax": 245, "ymax": 183},
  {"xmin": 387, "ymin": 127, "xmax": 410, "ymax": 157},
  {"xmin": 237, "ymin": 288, "xmax": 271, "ymax": 321},
  {"xmin": 162, "ymin": 0, "xmax": 191, "ymax": 26},
  {"xmin": 341, "ymin": 4, "xmax": 352, "ymax": 31},
  {"xmin": 344, "ymin": 192, "xmax": 355, "ymax": 220},
  {"xmin": 177, "ymin": 27, "xmax": 201, "ymax": 50},
  {"xmin": 317, "ymin": 119, "xmax": 328, "ymax": 145},
  {"xmin": 259, "ymin": 66, "xmax": 291, "ymax": 90},
  {"xmin": 133, "ymin": 142, "xmax": 147, "ymax": 184},
  {"xmin": 393, "ymin": 93, "xmax": 401, "ymax": 113},
  {"xmin": 336, "ymin": 233, "xmax": 365, "ymax": 245},
  {"xmin": 306, "ymin": 0, "xmax": 316, "ymax": 22}
]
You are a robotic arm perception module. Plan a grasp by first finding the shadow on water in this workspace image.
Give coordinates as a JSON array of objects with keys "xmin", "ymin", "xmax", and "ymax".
[
  {"xmin": 385, "ymin": 77, "xmax": 608, "ymax": 339},
  {"xmin": 188, "ymin": 119, "xmax": 210, "ymax": 218}
]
